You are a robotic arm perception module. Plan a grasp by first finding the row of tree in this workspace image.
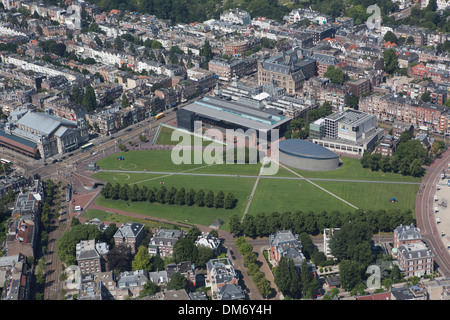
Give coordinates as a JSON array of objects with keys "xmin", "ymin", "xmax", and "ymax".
[
  {"xmin": 228, "ymin": 208, "xmax": 415, "ymax": 238},
  {"xmin": 101, "ymin": 182, "xmax": 237, "ymax": 209},
  {"xmin": 234, "ymin": 237, "xmax": 272, "ymax": 298}
]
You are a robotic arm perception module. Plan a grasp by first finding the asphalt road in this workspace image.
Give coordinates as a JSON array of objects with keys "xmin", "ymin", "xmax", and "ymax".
[{"xmin": 416, "ymin": 151, "xmax": 450, "ymax": 278}]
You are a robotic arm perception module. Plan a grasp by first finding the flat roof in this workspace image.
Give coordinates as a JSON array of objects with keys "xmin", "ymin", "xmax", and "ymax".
[
  {"xmin": 279, "ymin": 139, "xmax": 339, "ymax": 159},
  {"xmin": 182, "ymin": 96, "xmax": 291, "ymax": 131}
]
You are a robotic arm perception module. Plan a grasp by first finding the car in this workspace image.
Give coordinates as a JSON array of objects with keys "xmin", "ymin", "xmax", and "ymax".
[
  {"xmin": 231, "ymin": 255, "xmax": 236, "ymax": 260},
  {"xmin": 52, "ymin": 159, "xmax": 58, "ymax": 164}
]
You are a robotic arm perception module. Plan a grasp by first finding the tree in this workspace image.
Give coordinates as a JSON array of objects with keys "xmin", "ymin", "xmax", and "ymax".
[
  {"xmin": 71, "ymin": 86, "xmax": 83, "ymax": 105},
  {"xmin": 121, "ymin": 93, "xmax": 130, "ymax": 108},
  {"xmin": 410, "ymin": 158, "xmax": 425, "ymax": 177},
  {"xmin": 139, "ymin": 281, "xmax": 160, "ymax": 297},
  {"xmin": 329, "ymin": 221, "xmax": 374, "ymax": 267},
  {"xmin": 167, "ymin": 272, "xmax": 189, "ymax": 291},
  {"xmin": 199, "ymin": 39, "xmax": 213, "ymax": 63},
  {"xmin": 186, "ymin": 226, "xmax": 201, "ymax": 242},
  {"xmin": 383, "ymin": 31, "xmax": 398, "ymax": 44},
  {"xmin": 195, "ymin": 189, "xmax": 205, "ymax": 207},
  {"xmin": 132, "ymin": 246, "xmax": 152, "ymax": 271},
  {"xmin": 56, "ymin": 224, "xmax": 100, "ymax": 265},
  {"xmin": 107, "ymin": 244, "xmax": 134, "ymax": 272},
  {"xmin": 175, "ymin": 187, "xmax": 186, "ymax": 205},
  {"xmin": 426, "ymin": 0, "xmax": 437, "ymax": 12},
  {"xmin": 114, "ymin": 36, "xmax": 124, "ymax": 51},
  {"xmin": 274, "ymin": 257, "xmax": 301, "ymax": 299},
  {"xmin": 173, "ymin": 238, "xmax": 198, "ymax": 264},
  {"xmin": 420, "ymin": 91, "xmax": 431, "ymax": 102},
  {"xmin": 204, "ymin": 190, "xmax": 214, "ymax": 208},
  {"xmin": 119, "ymin": 183, "xmax": 130, "ymax": 201},
  {"xmin": 215, "ymin": 191, "xmax": 225, "ymax": 208},
  {"xmin": 229, "ymin": 214, "xmax": 242, "ymax": 235},
  {"xmin": 197, "ymin": 245, "xmax": 215, "ymax": 267},
  {"xmin": 339, "ymin": 260, "xmax": 363, "ymax": 291},
  {"xmin": 156, "ymin": 186, "xmax": 167, "ymax": 203},
  {"xmin": 324, "ymin": 65, "xmax": 348, "ymax": 85},
  {"xmin": 224, "ymin": 192, "xmax": 236, "ymax": 209},
  {"xmin": 185, "ymin": 189, "xmax": 196, "ymax": 206},
  {"xmin": 383, "ymin": 48, "xmax": 398, "ymax": 75},
  {"xmin": 82, "ymin": 85, "xmax": 97, "ymax": 111}
]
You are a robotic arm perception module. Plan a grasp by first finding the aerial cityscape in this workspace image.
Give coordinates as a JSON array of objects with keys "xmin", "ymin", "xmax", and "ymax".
[{"xmin": 0, "ymin": 0, "xmax": 450, "ymax": 306}]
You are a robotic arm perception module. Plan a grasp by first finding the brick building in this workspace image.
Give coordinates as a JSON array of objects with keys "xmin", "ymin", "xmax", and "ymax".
[{"xmin": 113, "ymin": 222, "xmax": 144, "ymax": 254}]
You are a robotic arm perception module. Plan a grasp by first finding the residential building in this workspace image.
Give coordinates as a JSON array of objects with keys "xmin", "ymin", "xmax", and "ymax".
[
  {"xmin": 309, "ymin": 53, "xmax": 340, "ymax": 78},
  {"xmin": 187, "ymin": 67, "xmax": 217, "ymax": 93},
  {"xmin": 76, "ymin": 239, "xmax": 109, "ymax": 274},
  {"xmin": 224, "ymin": 41, "xmax": 249, "ymax": 58},
  {"xmin": 269, "ymin": 230, "xmax": 305, "ymax": 269},
  {"xmin": 113, "ymin": 222, "xmax": 144, "ymax": 254},
  {"xmin": 391, "ymin": 285, "xmax": 428, "ymax": 300},
  {"xmin": 206, "ymin": 258, "xmax": 241, "ymax": 299},
  {"xmin": 208, "ymin": 58, "xmax": 247, "ymax": 81},
  {"xmin": 393, "ymin": 224, "xmax": 423, "ymax": 249},
  {"xmin": 166, "ymin": 261, "xmax": 196, "ymax": 287},
  {"xmin": 359, "ymin": 92, "xmax": 449, "ymax": 134},
  {"xmin": 220, "ymin": 9, "xmax": 251, "ymax": 25},
  {"xmin": 347, "ymin": 78, "xmax": 371, "ymax": 97},
  {"xmin": 148, "ymin": 228, "xmax": 184, "ymax": 258},
  {"xmin": 116, "ymin": 270, "xmax": 149, "ymax": 298},
  {"xmin": 195, "ymin": 233, "xmax": 221, "ymax": 253},
  {"xmin": 0, "ymin": 254, "xmax": 30, "ymax": 300},
  {"xmin": 376, "ymin": 135, "xmax": 397, "ymax": 157},
  {"xmin": 397, "ymin": 242, "xmax": 434, "ymax": 278}
]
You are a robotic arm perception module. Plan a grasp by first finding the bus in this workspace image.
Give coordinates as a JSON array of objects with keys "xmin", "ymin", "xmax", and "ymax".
[
  {"xmin": 66, "ymin": 184, "xmax": 72, "ymax": 202},
  {"xmin": 155, "ymin": 112, "xmax": 165, "ymax": 120},
  {"xmin": 81, "ymin": 143, "xmax": 94, "ymax": 151},
  {"xmin": 0, "ymin": 158, "xmax": 11, "ymax": 164}
]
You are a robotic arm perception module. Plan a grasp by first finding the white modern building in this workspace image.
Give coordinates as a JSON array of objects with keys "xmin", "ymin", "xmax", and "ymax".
[
  {"xmin": 311, "ymin": 109, "xmax": 384, "ymax": 156},
  {"xmin": 220, "ymin": 9, "xmax": 251, "ymax": 25}
]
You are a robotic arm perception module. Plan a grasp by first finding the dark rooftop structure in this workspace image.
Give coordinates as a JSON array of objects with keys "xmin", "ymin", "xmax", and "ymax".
[{"xmin": 279, "ymin": 139, "xmax": 339, "ymax": 160}]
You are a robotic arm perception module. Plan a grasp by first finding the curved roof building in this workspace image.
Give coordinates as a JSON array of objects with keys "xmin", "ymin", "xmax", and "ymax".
[{"xmin": 278, "ymin": 139, "xmax": 340, "ymax": 171}]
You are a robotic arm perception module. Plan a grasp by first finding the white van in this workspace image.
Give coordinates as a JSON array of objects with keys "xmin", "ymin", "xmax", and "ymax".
[
  {"xmin": 434, "ymin": 207, "xmax": 439, "ymax": 213},
  {"xmin": 435, "ymin": 195, "xmax": 438, "ymax": 202},
  {"xmin": 436, "ymin": 218, "xmax": 441, "ymax": 224},
  {"xmin": 74, "ymin": 205, "xmax": 82, "ymax": 211}
]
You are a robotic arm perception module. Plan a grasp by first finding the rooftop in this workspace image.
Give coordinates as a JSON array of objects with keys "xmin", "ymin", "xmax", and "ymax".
[
  {"xmin": 279, "ymin": 139, "xmax": 339, "ymax": 160},
  {"xmin": 182, "ymin": 96, "xmax": 291, "ymax": 131}
]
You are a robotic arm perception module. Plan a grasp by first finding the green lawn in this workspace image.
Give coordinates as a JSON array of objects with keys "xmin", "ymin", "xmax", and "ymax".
[
  {"xmin": 313, "ymin": 181, "xmax": 419, "ymax": 212},
  {"xmin": 155, "ymin": 124, "xmax": 226, "ymax": 147},
  {"xmin": 91, "ymin": 149, "xmax": 421, "ymax": 228},
  {"xmin": 246, "ymin": 178, "xmax": 356, "ymax": 216}
]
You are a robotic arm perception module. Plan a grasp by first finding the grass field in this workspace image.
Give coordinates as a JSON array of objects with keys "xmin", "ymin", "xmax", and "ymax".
[{"xmin": 91, "ymin": 149, "xmax": 420, "ymax": 229}]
